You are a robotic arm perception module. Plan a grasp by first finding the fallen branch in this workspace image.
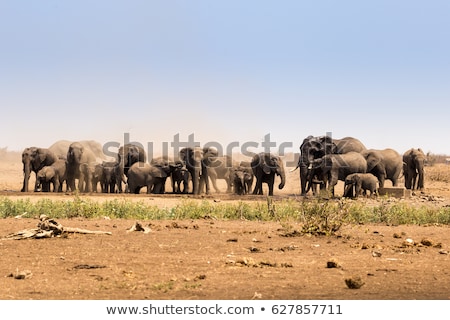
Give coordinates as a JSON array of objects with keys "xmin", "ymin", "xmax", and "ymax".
[{"xmin": 1, "ymin": 214, "xmax": 111, "ymax": 240}]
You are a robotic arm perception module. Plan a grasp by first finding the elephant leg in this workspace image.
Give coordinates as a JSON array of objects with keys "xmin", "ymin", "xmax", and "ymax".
[
  {"xmin": 203, "ymin": 173, "xmax": 210, "ymax": 194},
  {"xmin": 267, "ymin": 175, "xmax": 275, "ymax": 196},
  {"xmin": 209, "ymin": 171, "xmax": 220, "ymax": 193},
  {"xmin": 253, "ymin": 174, "xmax": 263, "ymax": 195},
  {"xmin": 411, "ymin": 172, "xmax": 418, "ymax": 190},
  {"xmin": 300, "ymin": 166, "xmax": 308, "ymax": 195},
  {"xmin": 54, "ymin": 178, "xmax": 60, "ymax": 193},
  {"xmin": 33, "ymin": 173, "xmax": 40, "ymax": 192}
]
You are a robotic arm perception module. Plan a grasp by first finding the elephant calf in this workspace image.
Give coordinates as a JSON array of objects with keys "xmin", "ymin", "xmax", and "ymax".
[
  {"xmin": 170, "ymin": 160, "xmax": 190, "ymax": 194},
  {"xmin": 127, "ymin": 162, "xmax": 171, "ymax": 194},
  {"xmin": 344, "ymin": 173, "xmax": 379, "ymax": 198},
  {"xmin": 231, "ymin": 162, "xmax": 254, "ymax": 195},
  {"xmin": 36, "ymin": 159, "xmax": 67, "ymax": 192}
]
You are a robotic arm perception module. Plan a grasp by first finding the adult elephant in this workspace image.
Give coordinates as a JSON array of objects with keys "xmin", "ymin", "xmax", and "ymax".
[
  {"xmin": 308, "ymin": 151, "xmax": 367, "ymax": 197},
  {"xmin": 251, "ymin": 152, "xmax": 286, "ymax": 196},
  {"xmin": 295, "ymin": 135, "xmax": 367, "ymax": 195},
  {"xmin": 179, "ymin": 146, "xmax": 218, "ymax": 195},
  {"xmin": 117, "ymin": 143, "xmax": 146, "ymax": 176},
  {"xmin": 49, "ymin": 140, "xmax": 109, "ymax": 192},
  {"xmin": 65, "ymin": 142, "xmax": 102, "ymax": 192},
  {"xmin": 21, "ymin": 147, "xmax": 58, "ymax": 192},
  {"xmin": 361, "ymin": 148, "xmax": 403, "ymax": 188},
  {"xmin": 403, "ymin": 148, "xmax": 426, "ymax": 190}
]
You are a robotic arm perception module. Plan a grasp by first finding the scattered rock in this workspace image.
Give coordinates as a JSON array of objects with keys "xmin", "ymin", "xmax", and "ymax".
[
  {"xmin": 326, "ymin": 258, "xmax": 340, "ymax": 268},
  {"xmin": 372, "ymin": 251, "xmax": 382, "ymax": 257},
  {"xmin": 7, "ymin": 269, "xmax": 32, "ymax": 280},
  {"xmin": 420, "ymin": 238, "xmax": 434, "ymax": 246},
  {"xmin": 345, "ymin": 276, "xmax": 365, "ymax": 289},
  {"xmin": 361, "ymin": 243, "xmax": 370, "ymax": 249},
  {"xmin": 127, "ymin": 222, "xmax": 151, "ymax": 233},
  {"xmin": 402, "ymin": 238, "xmax": 415, "ymax": 247}
]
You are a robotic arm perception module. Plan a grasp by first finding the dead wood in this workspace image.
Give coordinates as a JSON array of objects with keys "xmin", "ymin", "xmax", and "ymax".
[{"xmin": 0, "ymin": 215, "xmax": 111, "ymax": 240}]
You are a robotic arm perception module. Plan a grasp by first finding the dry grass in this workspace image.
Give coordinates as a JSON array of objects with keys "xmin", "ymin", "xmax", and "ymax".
[{"xmin": 426, "ymin": 163, "xmax": 450, "ymax": 183}]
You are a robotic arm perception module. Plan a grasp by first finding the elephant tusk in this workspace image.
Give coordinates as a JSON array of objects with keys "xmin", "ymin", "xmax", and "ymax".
[{"xmin": 289, "ymin": 166, "xmax": 299, "ymax": 172}]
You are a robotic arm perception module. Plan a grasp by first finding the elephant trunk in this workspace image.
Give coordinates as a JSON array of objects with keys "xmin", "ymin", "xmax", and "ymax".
[
  {"xmin": 22, "ymin": 161, "xmax": 31, "ymax": 192},
  {"xmin": 192, "ymin": 167, "xmax": 201, "ymax": 195},
  {"xmin": 416, "ymin": 163, "xmax": 425, "ymax": 190},
  {"xmin": 343, "ymin": 181, "xmax": 353, "ymax": 198},
  {"xmin": 278, "ymin": 168, "xmax": 286, "ymax": 190}
]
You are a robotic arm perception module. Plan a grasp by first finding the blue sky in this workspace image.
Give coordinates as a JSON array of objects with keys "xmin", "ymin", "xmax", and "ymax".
[{"xmin": 1, "ymin": 0, "xmax": 449, "ymax": 157}]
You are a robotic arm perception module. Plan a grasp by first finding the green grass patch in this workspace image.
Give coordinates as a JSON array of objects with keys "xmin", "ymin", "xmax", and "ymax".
[{"xmin": 1, "ymin": 196, "xmax": 450, "ymax": 234}]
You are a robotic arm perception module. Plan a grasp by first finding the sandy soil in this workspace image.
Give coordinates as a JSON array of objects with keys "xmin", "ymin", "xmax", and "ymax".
[{"xmin": 1, "ymin": 153, "xmax": 450, "ymax": 300}]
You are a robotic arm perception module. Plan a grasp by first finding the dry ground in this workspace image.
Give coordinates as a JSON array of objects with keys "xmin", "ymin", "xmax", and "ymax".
[{"xmin": 1, "ymin": 152, "xmax": 450, "ymax": 300}]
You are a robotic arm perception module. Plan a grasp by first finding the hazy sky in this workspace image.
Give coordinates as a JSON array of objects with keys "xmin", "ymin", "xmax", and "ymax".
[{"xmin": 1, "ymin": 0, "xmax": 449, "ymax": 157}]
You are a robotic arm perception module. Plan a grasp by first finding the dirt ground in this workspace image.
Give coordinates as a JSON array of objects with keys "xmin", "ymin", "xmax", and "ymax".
[{"xmin": 1, "ymin": 153, "xmax": 450, "ymax": 300}]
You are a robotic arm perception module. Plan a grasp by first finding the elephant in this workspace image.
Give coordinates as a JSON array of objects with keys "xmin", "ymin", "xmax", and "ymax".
[
  {"xmin": 170, "ymin": 159, "xmax": 190, "ymax": 194},
  {"xmin": 344, "ymin": 173, "xmax": 378, "ymax": 198},
  {"xmin": 126, "ymin": 161, "xmax": 171, "ymax": 194},
  {"xmin": 100, "ymin": 161, "xmax": 121, "ymax": 193},
  {"xmin": 251, "ymin": 152, "xmax": 286, "ymax": 196},
  {"xmin": 36, "ymin": 159, "xmax": 67, "ymax": 192},
  {"xmin": 149, "ymin": 156, "xmax": 173, "ymax": 194},
  {"xmin": 294, "ymin": 135, "xmax": 367, "ymax": 196},
  {"xmin": 65, "ymin": 142, "xmax": 102, "ymax": 192},
  {"xmin": 117, "ymin": 143, "xmax": 146, "ymax": 178},
  {"xmin": 47, "ymin": 140, "xmax": 108, "ymax": 193},
  {"xmin": 92, "ymin": 163, "xmax": 104, "ymax": 192},
  {"xmin": 21, "ymin": 147, "xmax": 58, "ymax": 192},
  {"xmin": 360, "ymin": 148, "xmax": 403, "ymax": 188},
  {"xmin": 231, "ymin": 162, "xmax": 254, "ymax": 195},
  {"xmin": 308, "ymin": 151, "xmax": 367, "ymax": 197},
  {"xmin": 207, "ymin": 155, "xmax": 235, "ymax": 193},
  {"xmin": 179, "ymin": 146, "xmax": 218, "ymax": 195},
  {"xmin": 403, "ymin": 148, "xmax": 426, "ymax": 190}
]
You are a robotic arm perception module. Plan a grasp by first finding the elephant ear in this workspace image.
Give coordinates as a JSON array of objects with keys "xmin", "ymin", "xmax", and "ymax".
[
  {"xmin": 262, "ymin": 164, "xmax": 271, "ymax": 174},
  {"xmin": 353, "ymin": 174, "xmax": 361, "ymax": 184},
  {"xmin": 150, "ymin": 166, "xmax": 168, "ymax": 178},
  {"xmin": 37, "ymin": 149, "xmax": 47, "ymax": 163},
  {"xmin": 262, "ymin": 154, "xmax": 274, "ymax": 174},
  {"xmin": 323, "ymin": 155, "xmax": 333, "ymax": 168}
]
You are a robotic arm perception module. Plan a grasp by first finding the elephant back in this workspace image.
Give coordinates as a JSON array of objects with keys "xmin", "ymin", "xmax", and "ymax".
[
  {"xmin": 50, "ymin": 140, "xmax": 107, "ymax": 164},
  {"xmin": 333, "ymin": 137, "xmax": 367, "ymax": 154},
  {"xmin": 49, "ymin": 140, "xmax": 73, "ymax": 159}
]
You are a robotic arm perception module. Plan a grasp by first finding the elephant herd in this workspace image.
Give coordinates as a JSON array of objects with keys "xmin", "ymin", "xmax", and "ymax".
[
  {"xmin": 20, "ymin": 136, "xmax": 426, "ymax": 198},
  {"xmin": 294, "ymin": 135, "xmax": 426, "ymax": 198}
]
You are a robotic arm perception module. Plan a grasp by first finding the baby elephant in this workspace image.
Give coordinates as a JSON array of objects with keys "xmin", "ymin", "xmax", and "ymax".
[
  {"xmin": 36, "ymin": 159, "xmax": 67, "ymax": 192},
  {"xmin": 344, "ymin": 173, "xmax": 378, "ymax": 198}
]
